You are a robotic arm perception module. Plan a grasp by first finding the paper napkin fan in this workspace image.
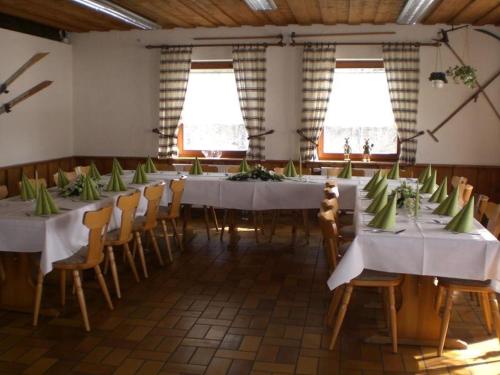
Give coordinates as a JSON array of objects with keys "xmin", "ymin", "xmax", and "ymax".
[
  {"xmin": 367, "ymin": 176, "xmax": 388, "ymax": 199},
  {"xmin": 190, "ymin": 157, "xmax": 203, "ymax": 175},
  {"xmin": 445, "ymin": 196, "xmax": 475, "ymax": 233},
  {"xmin": 81, "ymin": 175, "xmax": 100, "ymax": 201},
  {"xmin": 88, "ymin": 162, "xmax": 101, "ymax": 180},
  {"xmin": 284, "ymin": 160, "xmax": 298, "ymax": 177},
  {"xmin": 421, "ymin": 170, "xmax": 437, "ymax": 194},
  {"xmin": 434, "ymin": 186, "xmax": 460, "ymax": 216},
  {"xmin": 429, "ymin": 176, "xmax": 448, "ymax": 203},
  {"xmin": 20, "ymin": 174, "xmax": 36, "ymax": 201},
  {"xmin": 106, "ymin": 166, "xmax": 127, "ymax": 192},
  {"xmin": 418, "ymin": 164, "xmax": 432, "ymax": 184},
  {"xmin": 368, "ymin": 193, "xmax": 398, "ymax": 230},
  {"xmin": 386, "ymin": 162, "xmax": 400, "ymax": 180},
  {"xmin": 35, "ymin": 185, "xmax": 59, "ymax": 216},
  {"xmin": 239, "ymin": 159, "xmax": 251, "ymax": 173},
  {"xmin": 144, "ymin": 156, "xmax": 158, "ymax": 173},
  {"xmin": 337, "ymin": 161, "xmax": 352, "ymax": 179},
  {"xmin": 112, "ymin": 158, "xmax": 124, "ymax": 175},
  {"xmin": 363, "ymin": 170, "xmax": 381, "ymax": 191},
  {"xmin": 56, "ymin": 169, "xmax": 70, "ymax": 189},
  {"xmin": 366, "ymin": 185, "xmax": 388, "ymax": 214},
  {"xmin": 132, "ymin": 163, "xmax": 148, "ymax": 184}
]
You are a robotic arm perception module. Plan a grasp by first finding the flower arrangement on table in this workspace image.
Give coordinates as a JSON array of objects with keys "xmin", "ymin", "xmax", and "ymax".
[
  {"xmin": 227, "ymin": 165, "xmax": 284, "ymax": 182},
  {"xmin": 60, "ymin": 174, "xmax": 104, "ymax": 197},
  {"xmin": 389, "ymin": 182, "xmax": 420, "ymax": 209}
]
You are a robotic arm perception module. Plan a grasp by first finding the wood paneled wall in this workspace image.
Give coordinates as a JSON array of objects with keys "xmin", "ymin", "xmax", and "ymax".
[{"xmin": 2, "ymin": 156, "xmax": 499, "ymax": 203}]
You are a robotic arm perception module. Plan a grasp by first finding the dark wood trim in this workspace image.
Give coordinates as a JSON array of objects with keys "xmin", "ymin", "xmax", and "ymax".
[
  {"xmin": 191, "ymin": 61, "xmax": 233, "ymax": 69},
  {"xmin": 335, "ymin": 60, "xmax": 384, "ymax": 68}
]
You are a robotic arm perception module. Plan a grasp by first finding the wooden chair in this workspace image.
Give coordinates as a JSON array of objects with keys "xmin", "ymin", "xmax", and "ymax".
[
  {"xmin": 474, "ymin": 195, "xmax": 489, "ymax": 221},
  {"xmin": 33, "ymin": 205, "xmax": 114, "ymax": 331},
  {"xmin": 325, "ymin": 167, "xmax": 343, "ymax": 178},
  {"xmin": 104, "ymin": 191, "xmax": 141, "ymax": 298},
  {"xmin": 53, "ymin": 171, "xmax": 77, "ymax": 186},
  {"xmin": 484, "ymin": 202, "xmax": 500, "ymax": 238},
  {"xmin": 0, "ymin": 185, "xmax": 7, "ymax": 200},
  {"xmin": 226, "ymin": 165, "xmax": 241, "ymax": 173},
  {"xmin": 157, "ymin": 164, "xmax": 176, "ymax": 171},
  {"xmin": 451, "ymin": 176, "xmax": 467, "ymax": 188},
  {"xmin": 18, "ymin": 178, "xmax": 47, "ymax": 190},
  {"xmin": 462, "ymin": 184, "xmax": 473, "ymax": 205},
  {"xmin": 74, "ymin": 165, "xmax": 90, "ymax": 176},
  {"xmin": 157, "ymin": 179, "xmax": 186, "ymax": 262},
  {"xmin": 318, "ymin": 212, "xmax": 402, "ymax": 353},
  {"xmin": 352, "ymin": 169, "xmax": 365, "ymax": 177},
  {"xmin": 131, "ymin": 183, "xmax": 166, "ymax": 278},
  {"xmin": 321, "ymin": 197, "xmax": 355, "ymax": 240}
]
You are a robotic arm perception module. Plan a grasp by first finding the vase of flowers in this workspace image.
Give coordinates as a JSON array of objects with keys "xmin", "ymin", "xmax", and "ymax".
[
  {"xmin": 389, "ymin": 182, "xmax": 420, "ymax": 209},
  {"xmin": 60, "ymin": 175, "xmax": 104, "ymax": 197},
  {"xmin": 362, "ymin": 139, "xmax": 374, "ymax": 162},
  {"xmin": 227, "ymin": 164, "xmax": 283, "ymax": 182}
]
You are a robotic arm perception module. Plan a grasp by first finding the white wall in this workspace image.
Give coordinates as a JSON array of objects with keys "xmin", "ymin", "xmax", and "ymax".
[
  {"xmin": 71, "ymin": 24, "xmax": 500, "ymax": 165},
  {"xmin": 0, "ymin": 28, "xmax": 73, "ymax": 167}
]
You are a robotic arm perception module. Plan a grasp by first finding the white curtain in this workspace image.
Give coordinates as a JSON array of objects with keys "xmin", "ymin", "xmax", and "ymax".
[
  {"xmin": 383, "ymin": 43, "xmax": 420, "ymax": 165},
  {"xmin": 299, "ymin": 44, "xmax": 336, "ymax": 161},
  {"xmin": 232, "ymin": 45, "xmax": 267, "ymax": 160},
  {"xmin": 158, "ymin": 47, "xmax": 192, "ymax": 158}
]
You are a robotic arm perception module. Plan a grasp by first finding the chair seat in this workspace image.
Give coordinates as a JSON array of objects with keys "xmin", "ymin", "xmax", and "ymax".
[
  {"xmin": 104, "ymin": 229, "xmax": 132, "ymax": 246},
  {"xmin": 340, "ymin": 224, "xmax": 355, "ymax": 238},
  {"xmin": 439, "ymin": 277, "xmax": 492, "ymax": 290},
  {"xmin": 53, "ymin": 247, "xmax": 103, "ymax": 270},
  {"xmin": 133, "ymin": 216, "xmax": 153, "ymax": 232},
  {"xmin": 351, "ymin": 269, "xmax": 402, "ymax": 287}
]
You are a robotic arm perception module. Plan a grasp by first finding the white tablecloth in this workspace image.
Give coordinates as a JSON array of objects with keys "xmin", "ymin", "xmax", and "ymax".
[{"xmin": 327, "ymin": 186, "xmax": 500, "ymax": 291}]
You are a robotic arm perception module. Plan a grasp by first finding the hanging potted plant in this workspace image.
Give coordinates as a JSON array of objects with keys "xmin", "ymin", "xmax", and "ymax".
[
  {"xmin": 428, "ymin": 72, "xmax": 447, "ymax": 88},
  {"xmin": 446, "ymin": 65, "xmax": 477, "ymax": 88}
]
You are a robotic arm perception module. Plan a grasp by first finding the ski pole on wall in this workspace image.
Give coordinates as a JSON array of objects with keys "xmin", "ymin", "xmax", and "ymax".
[
  {"xmin": 0, "ymin": 52, "xmax": 49, "ymax": 95},
  {"xmin": 0, "ymin": 81, "xmax": 53, "ymax": 115}
]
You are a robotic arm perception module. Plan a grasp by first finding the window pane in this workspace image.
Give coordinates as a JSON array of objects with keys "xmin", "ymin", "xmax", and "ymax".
[
  {"xmin": 323, "ymin": 67, "xmax": 397, "ymax": 154},
  {"xmin": 181, "ymin": 69, "xmax": 248, "ymax": 151}
]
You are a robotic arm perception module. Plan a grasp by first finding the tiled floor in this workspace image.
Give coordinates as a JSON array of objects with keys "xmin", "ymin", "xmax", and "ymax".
[{"xmin": 0, "ymin": 217, "xmax": 499, "ymax": 374}]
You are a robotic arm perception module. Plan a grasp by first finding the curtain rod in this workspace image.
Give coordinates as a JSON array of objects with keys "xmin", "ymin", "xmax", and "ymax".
[{"xmin": 291, "ymin": 41, "xmax": 440, "ymax": 47}]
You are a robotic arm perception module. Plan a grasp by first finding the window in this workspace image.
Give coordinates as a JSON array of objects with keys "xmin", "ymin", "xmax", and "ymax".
[
  {"xmin": 319, "ymin": 60, "xmax": 398, "ymax": 161},
  {"xmin": 178, "ymin": 61, "xmax": 248, "ymax": 158}
]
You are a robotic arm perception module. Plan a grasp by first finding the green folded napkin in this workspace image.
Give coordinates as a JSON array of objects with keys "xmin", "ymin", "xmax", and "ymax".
[
  {"xmin": 132, "ymin": 163, "xmax": 148, "ymax": 184},
  {"xmin": 112, "ymin": 158, "xmax": 124, "ymax": 175},
  {"xmin": 106, "ymin": 165, "xmax": 127, "ymax": 192},
  {"xmin": 283, "ymin": 160, "xmax": 298, "ymax": 177},
  {"xmin": 337, "ymin": 161, "xmax": 352, "ymax": 179},
  {"xmin": 363, "ymin": 170, "xmax": 381, "ymax": 191},
  {"xmin": 368, "ymin": 193, "xmax": 397, "ymax": 230},
  {"xmin": 35, "ymin": 185, "xmax": 59, "ymax": 216},
  {"xmin": 429, "ymin": 176, "xmax": 448, "ymax": 203},
  {"xmin": 20, "ymin": 174, "xmax": 36, "ymax": 201},
  {"xmin": 421, "ymin": 170, "xmax": 437, "ymax": 194},
  {"xmin": 81, "ymin": 175, "xmax": 100, "ymax": 201},
  {"xmin": 445, "ymin": 196, "xmax": 475, "ymax": 233},
  {"xmin": 434, "ymin": 186, "xmax": 460, "ymax": 216},
  {"xmin": 367, "ymin": 175, "xmax": 388, "ymax": 199},
  {"xmin": 386, "ymin": 162, "xmax": 400, "ymax": 180},
  {"xmin": 190, "ymin": 157, "xmax": 203, "ymax": 175},
  {"xmin": 418, "ymin": 164, "xmax": 432, "ymax": 184},
  {"xmin": 56, "ymin": 169, "xmax": 70, "ymax": 189},
  {"xmin": 239, "ymin": 159, "xmax": 251, "ymax": 173},
  {"xmin": 366, "ymin": 185, "xmax": 388, "ymax": 214},
  {"xmin": 144, "ymin": 156, "xmax": 158, "ymax": 173},
  {"xmin": 88, "ymin": 161, "xmax": 101, "ymax": 180}
]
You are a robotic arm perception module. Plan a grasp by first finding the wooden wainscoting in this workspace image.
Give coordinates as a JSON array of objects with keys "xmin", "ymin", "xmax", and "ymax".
[{"xmin": 0, "ymin": 157, "xmax": 75, "ymax": 197}]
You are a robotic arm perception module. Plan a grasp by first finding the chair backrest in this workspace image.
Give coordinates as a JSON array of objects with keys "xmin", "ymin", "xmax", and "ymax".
[
  {"xmin": 227, "ymin": 166, "xmax": 240, "ymax": 173},
  {"xmin": 474, "ymin": 194, "xmax": 489, "ymax": 221},
  {"xmin": 157, "ymin": 164, "xmax": 176, "ymax": 171},
  {"xmin": 143, "ymin": 182, "xmax": 165, "ymax": 230},
  {"xmin": 75, "ymin": 165, "xmax": 90, "ymax": 176},
  {"xmin": 18, "ymin": 178, "xmax": 47, "ymax": 190},
  {"xmin": 462, "ymin": 184, "xmax": 473, "ymax": 205},
  {"xmin": 83, "ymin": 205, "xmax": 113, "ymax": 266},
  {"xmin": 352, "ymin": 169, "xmax": 365, "ymax": 177},
  {"xmin": 318, "ymin": 211, "xmax": 341, "ymax": 270},
  {"xmin": 320, "ymin": 197, "xmax": 340, "ymax": 222},
  {"xmin": 0, "ymin": 185, "xmax": 8, "ymax": 199},
  {"xmin": 324, "ymin": 181, "xmax": 337, "ymax": 199},
  {"xmin": 274, "ymin": 167, "xmax": 284, "ymax": 174},
  {"xmin": 484, "ymin": 202, "xmax": 500, "ymax": 238},
  {"xmin": 53, "ymin": 171, "xmax": 77, "ymax": 186},
  {"xmin": 451, "ymin": 176, "xmax": 467, "ymax": 188},
  {"xmin": 116, "ymin": 190, "xmax": 141, "ymax": 242},
  {"xmin": 202, "ymin": 165, "xmax": 218, "ymax": 173},
  {"xmin": 325, "ymin": 167, "xmax": 343, "ymax": 177},
  {"xmin": 166, "ymin": 179, "xmax": 186, "ymax": 219}
]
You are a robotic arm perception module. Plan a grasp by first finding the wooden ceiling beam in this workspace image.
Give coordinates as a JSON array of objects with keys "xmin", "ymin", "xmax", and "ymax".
[
  {"xmin": 178, "ymin": 0, "xmax": 238, "ymax": 27},
  {"xmin": 423, "ymin": 0, "xmax": 472, "ymax": 24},
  {"xmin": 475, "ymin": 3, "xmax": 500, "ymax": 25},
  {"xmin": 452, "ymin": 0, "xmax": 500, "ymax": 25},
  {"xmin": 374, "ymin": 0, "xmax": 405, "ymax": 24}
]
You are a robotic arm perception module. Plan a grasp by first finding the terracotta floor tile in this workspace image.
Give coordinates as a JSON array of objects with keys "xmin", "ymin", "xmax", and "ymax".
[
  {"xmin": 23, "ymin": 357, "xmax": 58, "ymax": 375},
  {"xmin": 168, "ymin": 345, "xmax": 196, "ymax": 364},
  {"xmin": 138, "ymin": 360, "xmax": 164, "ymax": 374},
  {"xmin": 205, "ymin": 357, "xmax": 232, "ymax": 375},
  {"xmin": 190, "ymin": 347, "xmax": 216, "ymax": 366},
  {"xmin": 239, "ymin": 336, "xmax": 262, "ymax": 352},
  {"xmin": 296, "ymin": 356, "xmax": 319, "ymax": 375}
]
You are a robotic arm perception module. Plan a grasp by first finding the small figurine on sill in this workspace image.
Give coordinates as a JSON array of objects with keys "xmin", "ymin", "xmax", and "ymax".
[
  {"xmin": 343, "ymin": 137, "xmax": 352, "ymax": 161},
  {"xmin": 362, "ymin": 139, "xmax": 374, "ymax": 162}
]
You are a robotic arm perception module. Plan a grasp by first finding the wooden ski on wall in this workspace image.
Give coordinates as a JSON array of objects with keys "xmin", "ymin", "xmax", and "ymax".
[
  {"xmin": 0, "ymin": 52, "xmax": 49, "ymax": 95},
  {"xmin": 0, "ymin": 81, "xmax": 53, "ymax": 115}
]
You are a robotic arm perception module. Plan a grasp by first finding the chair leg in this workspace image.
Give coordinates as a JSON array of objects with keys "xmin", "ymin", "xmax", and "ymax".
[
  {"xmin": 171, "ymin": 218, "xmax": 183, "ymax": 252},
  {"xmin": 329, "ymin": 285, "xmax": 353, "ymax": 350},
  {"xmin": 220, "ymin": 209, "xmax": 228, "ymax": 241},
  {"xmin": 60, "ymin": 270, "xmax": 66, "ymax": 307},
  {"xmin": 210, "ymin": 207, "xmax": 219, "ymax": 232},
  {"xmin": 326, "ymin": 285, "xmax": 345, "ymax": 327},
  {"xmin": 123, "ymin": 242, "xmax": 140, "ymax": 283},
  {"xmin": 203, "ymin": 206, "xmax": 211, "ymax": 239},
  {"xmin": 94, "ymin": 265, "xmax": 114, "ymax": 310},
  {"xmin": 33, "ymin": 269, "xmax": 44, "ymax": 326},
  {"xmin": 73, "ymin": 270, "xmax": 90, "ymax": 332},
  {"xmin": 148, "ymin": 229, "xmax": 165, "ymax": 266},
  {"xmin": 435, "ymin": 286, "xmax": 445, "ymax": 312},
  {"xmin": 135, "ymin": 232, "xmax": 148, "ymax": 278},
  {"xmin": 268, "ymin": 210, "xmax": 279, "ymax": 243},
  {"xmin": 438, "ymin": 289, "xmax": 454, "ymax": 356},
  {"xmin": 106, "ymin": 246, "xmax": 121, "ymax": 299},
  {"xmin": 161, "ymin": 220, "xmax": 173, "ymax": 263},
  {"xmin": 488, "ymin": 292, "xmax": 500, "ymax": 341},
  {"xmin": 388, "ymin": 286, "xmax": 398, "ymax": 353},
  {"xmin": 480, "ymin": 292, "xmax": 493, "ymax": 334}
]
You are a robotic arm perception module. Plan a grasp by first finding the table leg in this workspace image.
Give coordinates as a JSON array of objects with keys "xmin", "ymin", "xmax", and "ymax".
[
  {"xmin": 227, "ymin": 209, "xmax": 240, "ymax": 251},
  {"xmin": 182, "ymin": 204, "xmax": 195, "ymax": 245}
]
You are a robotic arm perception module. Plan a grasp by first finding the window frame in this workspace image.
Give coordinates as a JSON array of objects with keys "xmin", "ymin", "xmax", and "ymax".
[
  {"xmin": 318, "ymin": 60, "xmax": 399, "ymax": 162},
  {"xmin": 177, "ymin": 61, "xmax": 247, "ymax": 159}
]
